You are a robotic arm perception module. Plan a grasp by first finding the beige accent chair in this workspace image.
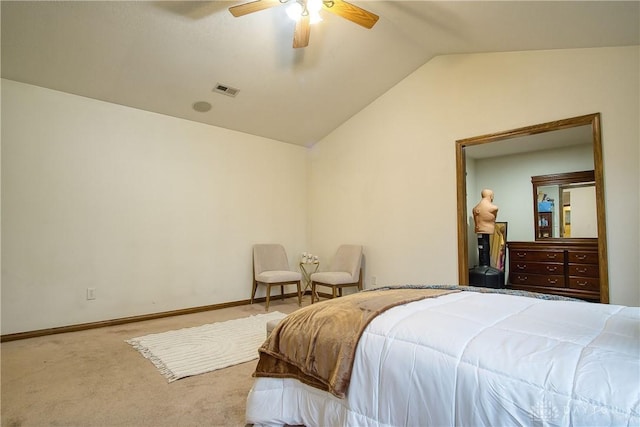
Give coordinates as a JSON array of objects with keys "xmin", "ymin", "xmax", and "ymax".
[
  {"xmin": 310, "ymin": 245, "xmax": 363, "ymax": 303},
  {"xmin": 252, "ymin": 244, "xmax": 302, "ymax": 311}
]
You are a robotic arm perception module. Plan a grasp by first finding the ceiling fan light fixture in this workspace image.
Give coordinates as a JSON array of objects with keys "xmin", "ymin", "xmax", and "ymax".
[
  {"xmin": 286, "ymin": 2, "xmax": 303, "ymax": 21},
  {"xmin": 229, "ymin": 0, "xmax": 379, "ymax": 48},
  {"xmin": 308, "ymin": 0, "xmax": 322, "ymax": 13},
  {"xmin": 286, "ymin": 0, "xmax": 322, "ymax": 23},
  {"xmin": 309, "ymin": 10, "xmax": 322, "ymax": 24}
]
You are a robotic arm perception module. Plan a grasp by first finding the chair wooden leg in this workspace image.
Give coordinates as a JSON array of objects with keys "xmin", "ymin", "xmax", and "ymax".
[
  {"xmin": 280, "ymin": 285, "xmax": 285, "ymax": 300},
  {"xmin": 296, "ymin": 281, "xmax": 302, "ymax": 306},
  {"xmin": 338, "ymin": 287, "xmax": 343, "ymax": 297},
  {"xmin": 332, "ymin": 287, "xmax": 337, "ymax": 299},
  {"xmin": 265, "ymin": 284, "xmax": 271, "ymax": 311},
  {"xmin": 251, "ymin": 280, "xmax": 258, "ymax": 304},
  {"xmin": 311, "ymin": 282, "xmax": 316, "ymax": 304}
]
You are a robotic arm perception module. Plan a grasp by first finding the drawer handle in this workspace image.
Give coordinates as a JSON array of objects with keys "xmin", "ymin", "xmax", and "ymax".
[
  {"xmin": 576, "ymin": 280, "xmax": 589, "ymax": 287},
  {"xmin": 546, "ymin": 253, "xmax": 559, "ymax": 259},
  {"xmin": 518, "ymin": 275, "xmax": 528, "ymax": 281},
  {"xmin": 575, "ymin": 254, "xmax": 587, "ymax": 260},
  {"xmin": 576, "ymin": 267, "xmax": 588, "ymax": 274},
  {"xmin": 546, "ymin": 266, "xmax": 558, "ymax": 273},
  {"xmin": 516, "ymin": 264, "xmax": 527, "ymax": 270},
  {"xmin": 547, "ymin": 279, "xmax": 558, "ymax": 285},
  {"xmin": 516, "ymin": 252, "xmax": 527, "ymax": 258}
]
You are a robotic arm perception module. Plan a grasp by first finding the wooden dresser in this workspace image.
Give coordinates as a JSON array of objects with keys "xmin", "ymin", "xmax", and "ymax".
[{"xmin": 507, "ymin": 240, "xmax": 600, "ymax": 301}]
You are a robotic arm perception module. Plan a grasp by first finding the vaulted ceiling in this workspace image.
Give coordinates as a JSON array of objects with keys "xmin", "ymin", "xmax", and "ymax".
[{"xmin": 2, "ymin": 1, "xmax": 638, "ymax": 146}]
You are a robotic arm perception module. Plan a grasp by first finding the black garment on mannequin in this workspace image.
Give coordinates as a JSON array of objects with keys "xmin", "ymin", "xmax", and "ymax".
[{"xmin": 477, "ymin": 233, "xmax": 491, "ymax": 266}]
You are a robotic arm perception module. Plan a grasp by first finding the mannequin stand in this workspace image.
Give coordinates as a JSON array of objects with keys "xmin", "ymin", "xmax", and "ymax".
[{"xmin": 468, "ymin": 233, "xmax": 505, "ymax": 288}]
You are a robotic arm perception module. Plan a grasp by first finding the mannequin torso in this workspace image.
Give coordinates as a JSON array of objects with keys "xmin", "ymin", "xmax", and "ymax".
[{"xmin": 473, "ymin": 189, "xmax": 498, "ymax": 234}]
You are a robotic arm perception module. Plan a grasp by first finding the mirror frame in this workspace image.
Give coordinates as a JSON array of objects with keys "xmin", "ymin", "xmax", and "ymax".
[
  {"xmin": 455, "ymin": 113, "xmax": 609, "ymax": 303},
  {"xmin": 531, "ymin": 170, "xmax": 596, "ymax": 240}
]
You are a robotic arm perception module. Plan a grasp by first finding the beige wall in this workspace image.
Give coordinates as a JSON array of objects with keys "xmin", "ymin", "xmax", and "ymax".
[
  {"xmin": 2, "ymin": 46, "xmax": 638, "ymax": 334},
  {"xmin": 1, "ymin": 80, "xmax": 308, "ymax": 334},
  {"xmin": 309, "ymin": 46, "xmax": 639, "ymax": 305}
]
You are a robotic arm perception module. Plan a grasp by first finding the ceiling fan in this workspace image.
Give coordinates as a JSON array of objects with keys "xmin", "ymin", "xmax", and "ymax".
[{"xmin": 229, "ymin": 0, "xmax": 379, "ymax": 48}]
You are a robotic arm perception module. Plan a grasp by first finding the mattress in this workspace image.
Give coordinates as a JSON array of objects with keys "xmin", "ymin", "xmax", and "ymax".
[{"xmin": 246, "ymin": 291, "xmax": 640, "ymax": 426}]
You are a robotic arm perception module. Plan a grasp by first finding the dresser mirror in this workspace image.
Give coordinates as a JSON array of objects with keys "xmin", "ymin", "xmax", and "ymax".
[
  {"xmin": 532, "ymin": 170, "xmax": 597, "ymax": 239},
  {"xmin": 455, "ymin": 113, "xmax": 609, "ymax": 303}
]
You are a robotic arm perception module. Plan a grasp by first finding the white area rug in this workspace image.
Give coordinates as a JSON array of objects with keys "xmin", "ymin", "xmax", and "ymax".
[{"xmin": 126, "ymin": 311, "xmax": 287, "ymax": 382}]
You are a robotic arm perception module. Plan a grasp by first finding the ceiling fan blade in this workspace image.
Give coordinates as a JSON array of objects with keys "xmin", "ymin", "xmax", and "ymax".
[
  {"xmin": 229, "ymin": 0, "xmax": 284, "ymax": 17},
  {"xmin": 293, "ymin": 15, "xmax": 311, "ymax": 48},
  {"xmin": 322, "ymin": 0, "xmax": 379, "ymax": 29}
]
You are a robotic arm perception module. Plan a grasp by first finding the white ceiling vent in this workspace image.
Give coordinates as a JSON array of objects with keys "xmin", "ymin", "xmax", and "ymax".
[{"xmin": 213, "ymin": 83, "xmax": 240, "ymax": 97}]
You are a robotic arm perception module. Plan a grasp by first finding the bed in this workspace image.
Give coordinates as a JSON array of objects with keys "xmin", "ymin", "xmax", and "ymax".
[{"xmin": 245, "ymin": 285, "xmax": 639, "ymax": 426}]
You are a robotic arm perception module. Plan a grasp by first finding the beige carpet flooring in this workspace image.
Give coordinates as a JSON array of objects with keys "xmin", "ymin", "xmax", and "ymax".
[{"xmin": 1, "ymin": 296, "xmax": 303, "ymax": 427}]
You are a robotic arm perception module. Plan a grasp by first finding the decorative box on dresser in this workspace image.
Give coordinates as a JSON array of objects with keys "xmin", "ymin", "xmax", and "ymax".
[{"xmin": 507, "ymin": 240, "xmax": 600, "ymax": 302}]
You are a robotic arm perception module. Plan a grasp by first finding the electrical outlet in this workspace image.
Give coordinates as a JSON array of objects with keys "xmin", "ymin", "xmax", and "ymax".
[
  {"xmin": 371, "ymin": 276, "xmax": 377, "ymax": 287},
  {"xmin": 86, "ymin": 288, "xmax": 96, "ymax": 300}
]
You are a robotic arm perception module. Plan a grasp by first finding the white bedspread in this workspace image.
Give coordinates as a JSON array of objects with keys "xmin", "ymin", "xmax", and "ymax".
[{"xmin": 246, "ymin": 291, "xmax": 640, "ymax": 426}]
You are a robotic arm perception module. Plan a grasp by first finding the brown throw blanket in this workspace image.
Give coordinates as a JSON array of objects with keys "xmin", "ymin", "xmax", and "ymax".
[{"xmin": 254, "ymin": 288, "xmax": 458, "ymax": 398}]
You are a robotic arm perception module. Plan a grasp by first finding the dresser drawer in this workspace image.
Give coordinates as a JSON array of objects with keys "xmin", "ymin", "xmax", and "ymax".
[
  {"xmin": 567, "ymin": 251, "xmax": 598, "ymax": 264},
  {"xmin": 510, "ymin": 261, "xmax": 563, "ymax": 275},
  {"xmin": 567, "ymin": 264, "xmax": 599, "ymax": 278},
  {"xmin": 507, "ymin": 241, "xmax": 600, "ymax": 301},
  {"xmin": 510, "ymin": 249, "xmax": 564, "ymax": 263},
  {"xmin": 568, "ymin": 276, "xmax": 600, "ymax": 292},
  {"xmin": 510, "ymin": 273, "xmax": 565, "ymax": 287}
]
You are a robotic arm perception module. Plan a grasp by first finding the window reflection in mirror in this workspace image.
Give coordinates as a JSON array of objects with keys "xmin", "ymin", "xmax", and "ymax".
[
  {"xmin": 536, "ymin": 183, "xmax": 597, "ymax": 238},
  {"xmin": 532, "ymin": 170, "xmax": 596, "ymax": 240},
  {"xmin": 563, "ymin": 185, "xmax": 597, "ymax": 237}
]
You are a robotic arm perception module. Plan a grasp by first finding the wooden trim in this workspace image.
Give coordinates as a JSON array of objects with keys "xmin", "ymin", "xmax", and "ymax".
[
  {"xmin": 592, "ymin": 114, "xmax": 609, "ymax": 303},
  {"xmin": 1, "ymin": 293, "xmax": 302, "ymax": 343},
  {"xmin": 456, "ymin": 137, "xmax": 469, "ymax": 285},
  {"xmin": 531, "ymin": 170, "xmax": 595, "ymax": 187},
  {"xmin": 456, "ymin": 114, "xmax": 598, "ymax": 147}
]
